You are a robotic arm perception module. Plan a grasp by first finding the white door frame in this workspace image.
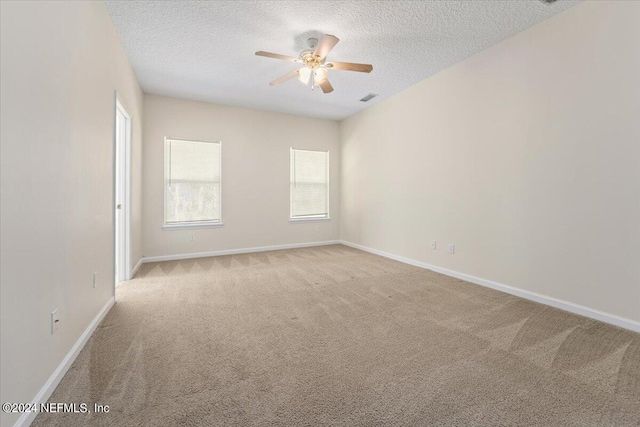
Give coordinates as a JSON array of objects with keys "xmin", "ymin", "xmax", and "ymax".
[{"xmin": 114, "ymin": 94, "xmax": 132, "ymax": 291}]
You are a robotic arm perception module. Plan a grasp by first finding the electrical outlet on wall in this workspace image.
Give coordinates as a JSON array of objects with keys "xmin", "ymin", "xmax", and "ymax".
[
  {"xmin": 51, "ymin": 309, "xmax": 60, "ymax": 334},
  {"xmin": 430, "ymin": 240, "xmax": 437, "ymax": 250},
  {"xmin": 448, "ymin": 244, "xmax": 455, "ymax": 254},
  {"xmin": 189, "ymin": 233, "xmax": 196, "ymax": 241}
]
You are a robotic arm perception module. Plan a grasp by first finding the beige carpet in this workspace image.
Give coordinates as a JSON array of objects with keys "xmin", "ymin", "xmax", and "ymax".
[{"xmin": 34, "ymin": 245, "xmax": 640, "ymax": 426}]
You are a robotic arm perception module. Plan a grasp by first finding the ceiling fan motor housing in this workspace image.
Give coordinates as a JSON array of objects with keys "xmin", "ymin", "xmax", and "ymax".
[
  {"xmin": 299, "ymin": 38, "xmax": 325, "ymax": 68},
  {"xmin": 300, "ymin": 51, "xmax": 325, "ymax": 69}
]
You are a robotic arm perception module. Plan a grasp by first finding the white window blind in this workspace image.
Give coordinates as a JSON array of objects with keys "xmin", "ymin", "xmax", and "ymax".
[
  {"xmin": 164, "ymin": 138, "xmax": 221, "ymax": 226},
  {"xmin": 290, "ymin": 148, "xmax": 329, "ymax": 219}
]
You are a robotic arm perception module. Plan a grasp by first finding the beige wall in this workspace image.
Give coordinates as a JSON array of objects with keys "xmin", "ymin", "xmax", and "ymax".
[
  {"xmin": 142, "ymin": 95, "xmax": 340, "ymax": 257},
  {"xmin": 0, "ymin": 2, "xmax": 143, "ymax": 425},
  {"xmin": 340, "ymin": 1, "xmax": 640, "ymax": 322}
]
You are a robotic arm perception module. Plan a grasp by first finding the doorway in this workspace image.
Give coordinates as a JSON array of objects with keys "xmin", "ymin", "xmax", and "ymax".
[{"xmin": 115, "ymin": 97, "xmax": 131, "ymax": 290}]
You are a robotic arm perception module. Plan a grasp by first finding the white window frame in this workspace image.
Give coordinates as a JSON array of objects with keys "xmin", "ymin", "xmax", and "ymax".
[
  {"xmin": 289, "ymin": 147, "xmax": 331, "ymax": 222},
  {"xmin": 163, "ymin": 137, "xmax": 223, "ymax": 230}
]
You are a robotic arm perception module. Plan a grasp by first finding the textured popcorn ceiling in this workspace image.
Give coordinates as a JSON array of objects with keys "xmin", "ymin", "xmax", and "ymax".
[{"xmin": 105, "ymin": 0, "xmax": 581, "ymax": 121}]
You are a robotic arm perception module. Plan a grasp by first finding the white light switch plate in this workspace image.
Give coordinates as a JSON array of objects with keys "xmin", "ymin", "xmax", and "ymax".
[{"xmin": 448, "ymin": 244, "xmax": 455, "ymax": 254}]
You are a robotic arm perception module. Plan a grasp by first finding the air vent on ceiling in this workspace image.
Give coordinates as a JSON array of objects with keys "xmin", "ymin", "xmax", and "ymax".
[
  {"xmin": 360, "ymin": 93, "xmax": 378, "ymax": 102},
  {"xmin": 539, "ymin": 0, "xmax": 558, "ymax": 4}
]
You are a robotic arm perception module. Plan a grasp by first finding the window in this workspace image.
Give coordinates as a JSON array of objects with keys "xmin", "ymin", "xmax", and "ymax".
[
  {"xmin": 164, "ymin": 138, "xmax": 222, "ymax": 228},
  {"xmin": 290, "ymin": 148, "xmax": 329, "ymax": 220}
]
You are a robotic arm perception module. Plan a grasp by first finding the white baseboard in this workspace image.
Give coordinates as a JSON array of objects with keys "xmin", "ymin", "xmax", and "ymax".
[
  {"xmin": 14, "ymin": 297, "xmax": 115, "ymax": 427},
  {"xmin": 340, "ymin": 240, "xmax": 640, "ymax": 333},
  {"xmin": 141, "ymin": 240, "xmax": 341, "ymax": 263},
  {"xmin": 130, "ymin": 258, "xmax": 143, "ymax": 278}
]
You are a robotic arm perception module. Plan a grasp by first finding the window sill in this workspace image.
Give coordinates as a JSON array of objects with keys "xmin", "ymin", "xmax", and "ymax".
[
  {"xmin": 163, "ymin": 222, "xmax": 223, "ymax": 230},
  {"xmin": 289, "ymin": 217, "xmax": 331, "ymax": 223}
]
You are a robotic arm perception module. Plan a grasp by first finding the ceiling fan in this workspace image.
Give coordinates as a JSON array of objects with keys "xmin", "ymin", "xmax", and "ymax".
[{"xmin": 255, "ymin": 34, "xmax": 373, "ymax": 94}]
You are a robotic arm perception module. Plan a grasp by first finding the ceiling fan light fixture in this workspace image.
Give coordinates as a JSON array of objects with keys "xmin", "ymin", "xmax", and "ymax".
[
  {"xmin": 256, "ymin": 34, "xmax": 373, "ymax": 94},
  {"xmin": 298, "ymin": 67, "xmax": 311, "ymax": 85},
  {"xmin": 313, "ymin": 68, "xmax": 328, "ymax": 85}
]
